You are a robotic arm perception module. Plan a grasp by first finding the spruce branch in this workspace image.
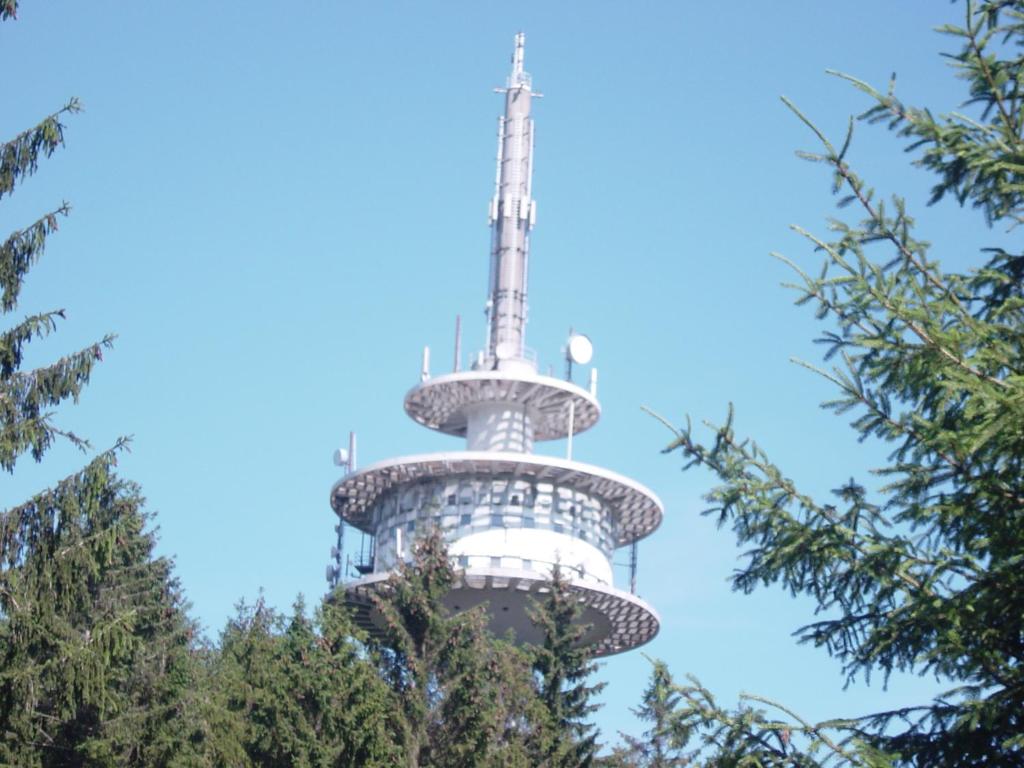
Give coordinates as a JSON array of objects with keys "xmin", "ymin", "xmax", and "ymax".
[
  {"xmin": 0, "ymin": 333, "xmax": 116, "ymax": 471},
  {"xmin": 963, "ymin": 0, "xmax": 1017, "ymax": 137},
  {"xmin": 779, "ymin": 98, "xmax": 1009, "ymax": 392},
  {"xmin": 1, "ymin": 309, "xmax": 69, "ymax": 379},
  {"xmin": 664, "ymin": 4, "xmax": 1024, "ymax": 764},
  {"xmin": 1, "ymin": 203, "xmax": 71, "ymax": 312},
  {"xmin": 0, "ymin": 99, "xmax": 81, "ymax": 200}
]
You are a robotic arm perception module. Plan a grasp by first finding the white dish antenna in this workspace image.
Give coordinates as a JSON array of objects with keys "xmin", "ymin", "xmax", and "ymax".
[
  {"xmin": 495, "ymin": 341, "xmax": 516, "ymax": 361},
  {"xmin": 333, "ymin": 448, "xmax": 350, "ymax": 467},
  {"xmin": 567, "ymin": 333, "xmax": 593, "ymax": 365}
]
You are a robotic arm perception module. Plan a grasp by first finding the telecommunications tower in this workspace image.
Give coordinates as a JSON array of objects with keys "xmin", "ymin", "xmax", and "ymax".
[{"xmin": 328, "ymin": 33, "xmax": 661, "ymax": 655}]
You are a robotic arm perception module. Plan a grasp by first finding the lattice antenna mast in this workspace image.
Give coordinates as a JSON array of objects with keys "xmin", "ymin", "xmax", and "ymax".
[{"xmin": 486, "ymin": 32, "xmax": 537, "ymax": 362}]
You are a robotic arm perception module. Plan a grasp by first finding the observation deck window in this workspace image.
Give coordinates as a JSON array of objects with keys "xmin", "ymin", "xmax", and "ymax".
[{"xmin": 369, "ymin": 476, "xmax": 619, "ymax": 560}]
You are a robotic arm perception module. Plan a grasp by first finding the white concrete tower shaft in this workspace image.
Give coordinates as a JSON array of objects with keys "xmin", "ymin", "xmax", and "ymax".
[{"xmin": 487, "ymin": 32, "xmax": 536, "ymax": 362}]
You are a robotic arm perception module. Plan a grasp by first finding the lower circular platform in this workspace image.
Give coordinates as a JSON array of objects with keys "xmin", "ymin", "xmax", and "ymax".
[{"xmin": 342, "ymin": 566, "xmax": 660, "ymax": 657}]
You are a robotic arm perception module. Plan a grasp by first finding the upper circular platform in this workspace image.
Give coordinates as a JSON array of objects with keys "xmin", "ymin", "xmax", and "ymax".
[
  {"xmin": 330, "ymin": 451, "xmax": 663, "ymax": 546},
  {"xmin": 343, "ymin": 566, "xmax": 660, "ymax": 657},
  {"xmin": 404, "ymin": 370, "xmax": 601, "ymax": 442}
]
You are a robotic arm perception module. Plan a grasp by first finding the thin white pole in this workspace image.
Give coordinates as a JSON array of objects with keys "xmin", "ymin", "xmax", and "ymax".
[
  {"xmin": 454, "ymin": 315, "xmax": 462, "ymax": 372},
  {"xmin": 566, "ymin": 399, "xmax": 575, "ymax": 460}
]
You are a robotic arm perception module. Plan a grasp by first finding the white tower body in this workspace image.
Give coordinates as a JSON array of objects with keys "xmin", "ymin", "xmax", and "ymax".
[{"xmin": 331, "ymin": 34, "xmax": 661, "ymax": 656}]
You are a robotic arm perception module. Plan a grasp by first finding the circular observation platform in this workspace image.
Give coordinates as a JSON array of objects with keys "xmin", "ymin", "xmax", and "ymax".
[
  {"xmin": 343, "ymin": 566, "xmax": 660, "ymax": 657},
  {"xmin": 404, "ymin": 370, "xmax": 601, "ymax": 441},
  {"xmin": 330, "ymin": 451, "xmax": 663, "ymax": 546}
]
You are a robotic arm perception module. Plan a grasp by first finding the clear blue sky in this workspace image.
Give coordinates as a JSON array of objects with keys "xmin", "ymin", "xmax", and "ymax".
[{"xmin": 3, "ymin": 1, "xmax": 1001, "ymax": 748}]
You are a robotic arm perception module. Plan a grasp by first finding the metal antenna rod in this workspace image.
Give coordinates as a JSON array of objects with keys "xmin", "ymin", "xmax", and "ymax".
[
  {"xmin": 511, "ymin": 31, "xmax": 525, "ymax": 79},
  {"xmin": 486, "ymin": 32, "xmax": 536, "ymax": 362},
  {"xmin": 629, "ymin": 542, "xmax": 638, "ymax": 595},
  {"xmin": 335, "ymin": 521, "xmax": 344, "ymax": 586},
  {"xmin": 565, "ymin": 326, "xmax": 574, "ymax": 381},
  {"xmin": 454, "ymin": 315, "xmax": 462, "ymax": 372}
]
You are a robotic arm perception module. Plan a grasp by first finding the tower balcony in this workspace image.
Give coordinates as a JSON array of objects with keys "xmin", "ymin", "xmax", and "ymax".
[
  {"xmin": 330, "ymin": 451, "xmax": 662, "ymax": 548},
  {"xmin": 330, "ymin": 450, "xmax": 663, "ymax": 655},
  {"xmin": 404, "ymin": 370, "xmax": 600, "ymax": 444}
]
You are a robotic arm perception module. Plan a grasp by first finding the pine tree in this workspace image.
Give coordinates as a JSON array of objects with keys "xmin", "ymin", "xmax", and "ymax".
[
  {"xmin": 612, "ymin": 660, "xmax": 689, "ymax": 768},
  {"xmin": 656, "ymin": 1, "xmax": 1024, "ymax": 765},
  {"xmin": 0, "ymin": 7, "xmax": 115, "ymax": 473},
  {"xmin": 0, "ymin": 102, "xmax": 112, "ymax": 471},
  {"xmin": 370, "ymin": 530, "xmax": 546, "ymax": 768},
  {"xmin": 529, "ymin": 566, "xmax": 606, "ymax": 768},
  {"xmin": 316, "ymin": 594, "xmax": 406, "ymax": 766},
  {"xmin": 0, "ymin": 453, "xmax": 214, "ymax": 766},
  {"xmin": 0, "ymin": 9, "xmax": 216, "ymax": 764},
  {"xmin": 213, "ymin": 594, "xmax": 402, "ymax": 767}
]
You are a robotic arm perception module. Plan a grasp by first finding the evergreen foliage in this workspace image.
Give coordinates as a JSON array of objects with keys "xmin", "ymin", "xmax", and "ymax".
[
  {"xmin": 369, "ymin": 530, "xmax": 546, "ymax": 767},
  {"xmin": 0, "ymin": 11, "xmax": 211, "ymax": 765},
  {"xmin": 0, "ymin": 130, "xmax": 113, "ymax": 466},
  {"xmin": 608, "ymin": 659, "xmax": 689, "ymax": 768},
  {"xmin": 529, "ymin": 565, "xmax": 606, "ymax": 768},
  {"xmin": 655, "ymin": 1, "xmax": 1024, "ymax": 764},
  {"xmin": 0, "ymin": 453, "xmax": 208, "ymax": 766},
  {"xmin": 0, "ymin": 65, "xmax": 111, "ymax": 471},
  {"xmin": 214, "ymin": 595, "xmax": 401, "ymax": 767}
]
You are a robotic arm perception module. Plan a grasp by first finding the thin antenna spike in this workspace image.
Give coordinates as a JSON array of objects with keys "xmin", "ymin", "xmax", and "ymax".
[
  {"xmin": 630, "ymin": 542, "xmax": 638, "ymax": 595},
  {"xmin": 487, "ymin": 33, "xmax": 536, "ymax": 365},
  {"xmin": 512, "ymin": 31, "xmax": 525, "ymax": 80},
  {"xmin": 454, "ymin": 315, "xmax": 462, "ymax": 372}
]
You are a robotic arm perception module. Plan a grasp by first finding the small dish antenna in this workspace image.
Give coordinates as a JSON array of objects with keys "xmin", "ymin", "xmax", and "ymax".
[
  {"xmin": 567, "ymin": 333, "xmax": 593, "ymax": 365},
  {"xmin": 334, "ymin": 432, "xmax": 357, "ymax": 471},
  {"xmin": 495, "ymin": 341, "xmax": 516, "ymax": 361}
]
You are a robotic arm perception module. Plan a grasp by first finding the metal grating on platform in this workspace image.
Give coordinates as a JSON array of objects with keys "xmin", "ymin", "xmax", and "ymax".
[
  {"xmin": 331, "ymin": 451, "xmax": 663, "ymax": 545},
  {"xmin": 404, "ymin": 371, "xmax": 601, "ymax": 441},
  {"xmin": 343, "ymin": 567, "xmax": 660, "ymax": 657}
]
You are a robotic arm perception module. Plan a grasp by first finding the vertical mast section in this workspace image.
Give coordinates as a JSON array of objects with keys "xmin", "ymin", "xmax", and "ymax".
[{"xmin": 487, "ymin": 32, "xmax": 537, "ymax": 365}]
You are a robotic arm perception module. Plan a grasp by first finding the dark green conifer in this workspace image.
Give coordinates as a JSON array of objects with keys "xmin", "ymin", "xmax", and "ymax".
[
  {"xmin": 0, "ymin": 453, "xmax": 213, "ymax": 766},
  {"xmin": 657, "ymin": 1, "xmax": 1024, "ymax": 764},
  {"xmin": 529, "ymin": 566, "xmax": 605, "ymax": 768},
  {"xmin": 0, "ymin": 10, "xmax": 215, "ymax": 764},
  {"xmin": 0, "ymin": 98, "xmax": 110, "ymax": 470},
  {"xmin": 213, "ymin": 594, "xmax": 401, "ymax": 767},
  {"xmin": 614, "ymin": 660, "xmax": 689, "ymax": 767},
  {"xmin": 371, "ymin": 530, "xmax": 546, "ymax": 767}
]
